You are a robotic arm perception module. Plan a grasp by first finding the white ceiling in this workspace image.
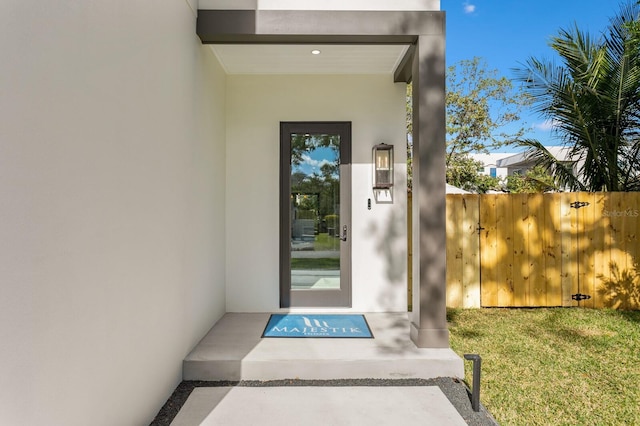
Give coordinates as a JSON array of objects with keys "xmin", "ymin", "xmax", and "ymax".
[{"xmin": 210, "ymin": 44, "xmax": 410, "ymax": 75}]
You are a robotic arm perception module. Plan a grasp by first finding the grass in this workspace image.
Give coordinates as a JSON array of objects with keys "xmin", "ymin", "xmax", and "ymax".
[
  {"xmin": 314, "ymin": 233, "xmax": 340, "ymax": 251},
  {"xmin": 291, "ymin": 233, "xmax": 340, "ymax": 270},
  {"xmin": 448, "ymin": 308, "xmax": 640, "ymax": 426},
  {"xmin": 291, "ymin": 258, "xmax": 339, "ymax": 270}
]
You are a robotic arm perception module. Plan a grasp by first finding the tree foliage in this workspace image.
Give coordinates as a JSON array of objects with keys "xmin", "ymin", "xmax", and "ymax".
[
  {"xmin": 505, "ymin": 165, "xmax": 558, "ymax": 193},
  {"xmin": 407, "ymin": 58, "xmax": 530, "ymax": 192},
  {"xmin": 446, "ymin": 57, "xmax": 531, "ymax": 166},
  {"xmin": 445, "ymin": 154, "xmax": 501, "ymax": 193},
  {"xmin": 514, "ymin": 2, "xmax": 640, "ymax": 191},
  {"xmin": 290, "ymin": 134, "xmax": 340, "ymax": 222}
]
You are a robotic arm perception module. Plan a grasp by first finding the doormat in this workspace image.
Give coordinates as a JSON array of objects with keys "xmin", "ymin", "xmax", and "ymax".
[{"xmin": 262, "ymin": 314, "xmax": 373, "ymax": 338}]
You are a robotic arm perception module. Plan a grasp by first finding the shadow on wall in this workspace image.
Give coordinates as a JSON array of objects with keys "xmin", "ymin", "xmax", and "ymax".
[
  {"xmin": 414, "ymin": 42, "xmax": 448, "ymax": 334},
  {"xmin": 366, "ymin": 207, "xmax": 407, "ymax": 311},
  {"xmin": 366, "ymin": 193, "xmax": 413, "ymax": 354}
]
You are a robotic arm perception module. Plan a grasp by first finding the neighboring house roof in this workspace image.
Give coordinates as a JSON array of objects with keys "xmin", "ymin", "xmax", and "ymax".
[
  {"xmin": 446, "ymin": 184, "xmax": 470, "ymax": 194},
  {"xmin": 470, "ymin": 152, "xmax": 514, "ymax": 164},
  {"xmin": 496, "ymin": 146, "xmax": 576, "ymax": 168},
  {"xmin": 495, "ymin": 151, "xmax": 531, "ymax": 168}
]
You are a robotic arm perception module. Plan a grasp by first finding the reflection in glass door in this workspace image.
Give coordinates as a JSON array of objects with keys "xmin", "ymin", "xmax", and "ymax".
[
  {"xmin": 280, "ymin": 122, "xmax": 351, "ymax": 307},
  {"xmin": 290, "ymin": 133, "xmax": 340, "ymax": 290}
]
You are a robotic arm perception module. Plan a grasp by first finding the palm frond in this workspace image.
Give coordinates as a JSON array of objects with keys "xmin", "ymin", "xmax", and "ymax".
[
  {"xmin": 514, "ymin": 139, "xmax": 586, "ymax": 191},
  {"xmin": 513, "ymin": 1, "xmax": 640, "ymax": 192}
]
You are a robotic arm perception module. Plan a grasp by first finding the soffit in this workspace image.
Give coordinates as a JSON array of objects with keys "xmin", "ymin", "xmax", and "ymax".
[{"xmin": 210, "ymin": 44, "xmax": 410, "ymax": 75}]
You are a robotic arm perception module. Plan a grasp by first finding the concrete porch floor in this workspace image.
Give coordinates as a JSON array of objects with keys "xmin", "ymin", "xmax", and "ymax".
[{"xmin": 183, "ymin": 313, "xmax": 464, "ymax": 381}]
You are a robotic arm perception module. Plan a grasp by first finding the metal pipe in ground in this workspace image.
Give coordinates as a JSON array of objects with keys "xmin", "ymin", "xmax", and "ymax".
[{"xmin": 463, "ymin": 354, "xmax": 482, "ymax": 412}]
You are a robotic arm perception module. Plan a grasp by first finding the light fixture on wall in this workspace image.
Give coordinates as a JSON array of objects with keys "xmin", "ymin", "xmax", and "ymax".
[{"xmin": 373, "ymin": 143, "xmax": 393, "ymax": 189}]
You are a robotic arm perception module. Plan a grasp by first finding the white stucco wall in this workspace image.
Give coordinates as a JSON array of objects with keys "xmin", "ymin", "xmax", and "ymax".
[
  {"xmin": 225, "ymin": 74, "xmax": 408, "ymax": 312},
  {"xmin": 0, "ymin": 1, "xmax": 226, "ymax": 425},
  {"xmin": 470, "ymin": 153, "xmax": 512, "ymax": 179},
  {"xmin": 199, "ymin": 0, "xmax": 440, "ymax": 11}
]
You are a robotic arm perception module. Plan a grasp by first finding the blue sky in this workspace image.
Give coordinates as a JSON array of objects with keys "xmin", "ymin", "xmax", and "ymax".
[
  {"xmin": 292, "ymin": 146, "xmax": 338, "ymax": 177},
  {"xmin": 443, "ymin": 0, "xmax": 624, "ymax": 150}
]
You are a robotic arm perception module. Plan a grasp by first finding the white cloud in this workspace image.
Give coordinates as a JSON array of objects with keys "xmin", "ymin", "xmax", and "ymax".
[
  {"xmin": 533, "ymin": 120, "xmax": 560, "ymax": 131},
  {"xmin": 463, "ymin": 2, "xmax": 476, "ymax": 14},
  {"xmin": 301, "ymin": 154, "xmax": 331, "ymax": 169}
]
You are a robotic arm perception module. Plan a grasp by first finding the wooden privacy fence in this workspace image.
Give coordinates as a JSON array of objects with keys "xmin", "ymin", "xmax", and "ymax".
[{"xmin": 445, "ymin": 192, "xmax": 640, "ymax": 310}]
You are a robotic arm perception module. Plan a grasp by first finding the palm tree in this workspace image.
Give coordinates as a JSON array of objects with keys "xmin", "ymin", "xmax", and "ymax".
[{"xmin": 515, "ymin": 2, "xmax": 640, "ymax": 191}]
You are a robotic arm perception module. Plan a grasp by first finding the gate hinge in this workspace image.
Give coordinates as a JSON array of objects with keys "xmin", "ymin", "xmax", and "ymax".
[
  {"xmin": 476, "ymin": 222, "xmax": 485, "ymax": 235},
  {"xmin": 570, "ymin": 201, "xmax": 590, "ymax": 209},
  {"xmin": 572, "ymin": 293, "xmax": 591, "ymax": 301}
]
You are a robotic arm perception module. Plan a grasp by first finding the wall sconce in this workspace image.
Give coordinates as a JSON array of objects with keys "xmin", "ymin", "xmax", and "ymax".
[{"xmin": 373, "ymin": 143, "xmax": 393, "ymax": 189}]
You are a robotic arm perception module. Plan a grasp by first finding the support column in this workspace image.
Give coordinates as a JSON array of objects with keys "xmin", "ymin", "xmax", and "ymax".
[{"xmin": 410, "ymin": 33, "xmax": 449, "ymax": 348}]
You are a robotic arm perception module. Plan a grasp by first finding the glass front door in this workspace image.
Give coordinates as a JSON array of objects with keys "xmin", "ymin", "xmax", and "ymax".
[{"xmin": 280, "ymin": 122, "xmax": 351, "ymax": 307}]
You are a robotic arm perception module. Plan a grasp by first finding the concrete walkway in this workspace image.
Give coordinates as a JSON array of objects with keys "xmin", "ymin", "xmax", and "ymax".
[
  {"xmin": 152, "ymin": 378, "xmax": 498, "ymax": 426},
  {"xmin": 170, "ymin": 385, "xmax": 468, "ymax": 425}
]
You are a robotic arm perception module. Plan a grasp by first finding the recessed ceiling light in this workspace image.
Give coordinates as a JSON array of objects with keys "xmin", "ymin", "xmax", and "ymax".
[{"xmin": 311, "ymin": 49, "xmax": 321, "ymax": 55}]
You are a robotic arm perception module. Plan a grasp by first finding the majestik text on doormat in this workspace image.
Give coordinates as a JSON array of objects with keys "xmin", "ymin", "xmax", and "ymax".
[{"xmin": 262, "ymin": 314, "xmax": 373, "ymax": 338}]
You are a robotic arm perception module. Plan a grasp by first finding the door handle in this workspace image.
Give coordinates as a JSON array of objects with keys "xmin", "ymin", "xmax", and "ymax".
[{"xmin": 340, "ymin": 225, "xmax": 348, "ymax": 242}]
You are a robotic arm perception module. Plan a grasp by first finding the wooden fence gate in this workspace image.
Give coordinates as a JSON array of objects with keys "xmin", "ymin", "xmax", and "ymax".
[{"xmin": 445, "ymin": 192, "xmax": 640, "ymax": 309}]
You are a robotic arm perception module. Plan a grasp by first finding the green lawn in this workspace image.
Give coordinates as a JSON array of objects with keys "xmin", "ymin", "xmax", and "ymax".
[
  {"xmin": 448, "ymin": 308, "xmax": 640, "ymax": 426},
  {"xmin": 291, "ymin": 258, "xmax": 339, "ymax": 270},
  {"xmin": 290, "ymin": 233, "xmax": 340, "ymax": 270},
  {"xmin": 314, "ymin": 233, "xmax": 340, "ymax": 251}
]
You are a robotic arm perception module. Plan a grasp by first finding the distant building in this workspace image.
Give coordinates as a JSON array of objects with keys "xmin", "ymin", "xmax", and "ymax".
[
  {"xmin": 469, "ymin": 153, "xmax": 513, "ymax": 178},
  {"xmin": 496, "ymin": 146, "xmax": 579, "ymax": 177},
  {"xmin": 471, "ymin": 147, "xmax": 579, "ymax": 178}
]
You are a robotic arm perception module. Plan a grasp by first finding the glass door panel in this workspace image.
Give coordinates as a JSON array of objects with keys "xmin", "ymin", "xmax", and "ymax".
[
  {"xmin": 280, "ymin": 122, "xmax": 351, "ymax": 308},
  {"xmin": 290, "ymin": 133, "xmax": 341, "ymax": 291}
]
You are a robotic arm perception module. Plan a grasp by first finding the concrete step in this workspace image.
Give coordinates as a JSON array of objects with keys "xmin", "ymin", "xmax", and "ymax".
[{"xmin": 183, "ymin": 313, "xmax": 463, "ymax": 381}]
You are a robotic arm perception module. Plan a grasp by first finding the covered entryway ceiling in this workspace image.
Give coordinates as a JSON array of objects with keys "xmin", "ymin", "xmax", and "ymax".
[{"xmin": 210, "ymin": 44, "xmax": 410, "ymax": 74}]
